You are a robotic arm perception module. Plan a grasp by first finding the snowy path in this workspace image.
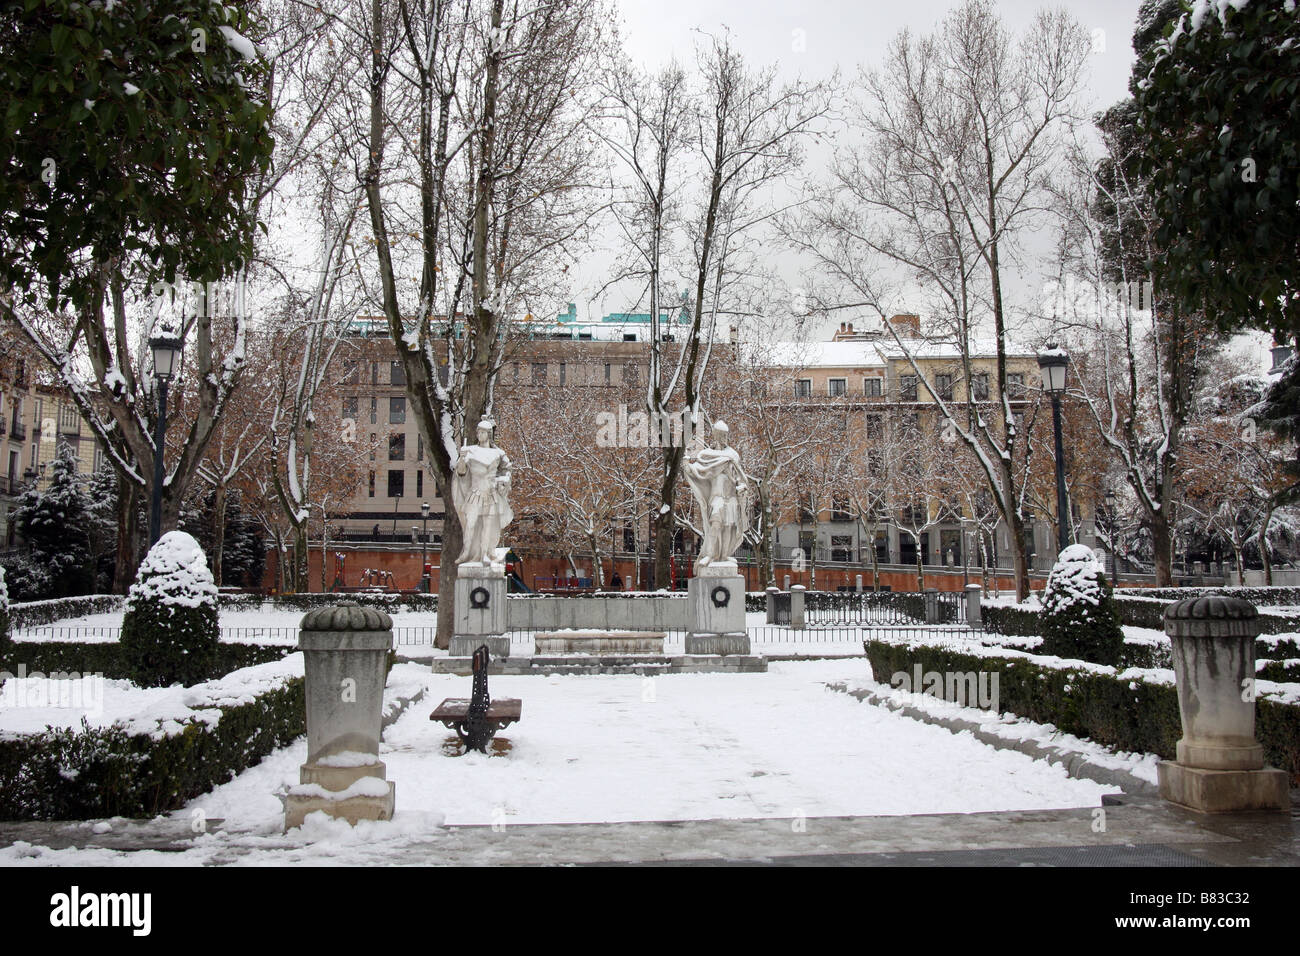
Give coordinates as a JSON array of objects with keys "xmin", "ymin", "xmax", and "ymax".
[{"xmin": 191, "ymin": 659, "xmax": 1116, "ymax": 834}]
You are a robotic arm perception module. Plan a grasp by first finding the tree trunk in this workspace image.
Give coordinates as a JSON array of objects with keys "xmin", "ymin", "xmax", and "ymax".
[
  {"xmin": 112, "ymin": 479, "xmax": 142, "ymax": 593},
  {"xmin": 652, "ymin": 504, "xmax": 674, "ymax": 590},
  {"xmin": 212, "ymin": 484, "xmax": 227, "ymax": 587},
  {"xmin": 1259, "ymin": 504, "xmax": 1274, "ymax": 586},
  {"xmin": 1150, "ymin": 507, "xmax": 1174, "ymax": 587},
  {"xmin": 435, "ymin": 506, "xmax": 462, "ymax": 650}
]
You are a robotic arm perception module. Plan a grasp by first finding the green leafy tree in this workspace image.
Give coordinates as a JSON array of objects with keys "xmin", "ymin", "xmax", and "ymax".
[
  {"xmin": 0, "ymin": 0, "xmax": 275, "ymax": 310},
  {"xmin": 1132, "ymin": 0, "xmax": 1300, "ymax": 496}
]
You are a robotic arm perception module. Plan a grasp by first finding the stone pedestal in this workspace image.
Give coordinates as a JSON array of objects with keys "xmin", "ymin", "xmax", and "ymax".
[
  {"xmin": 450, "ymin": 563, "xmax": 509, "ymax": 658},
  {"xmin": 283, "ymin": 603, "xmax": 397, "ymax": 829},
  {"xmin": 1156, "ymin": 596, "xmax": 1289, "ymax": 813},
  {"xmin": 965, "ymin": 584, "xmax": 982, "ymax": 627},
  {"xmin": 534, "ymin": 630, "xmax": 666, "ymax": 654},
  {"xmin": 686, "ymin": 566, "xmax": 748, "ymax": 655}
]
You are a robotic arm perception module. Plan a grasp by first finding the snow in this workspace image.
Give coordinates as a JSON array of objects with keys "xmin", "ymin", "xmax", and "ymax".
[
  {"xmin": 217, "ymin": 25, "xmax": 258, "ymax": 62},
  {"xmin": 0, "ymin": 655, "xmax": 303, "ymax": 740},
  {"xmin": 123, "ymin": 82, "xmax": 140, "ymax": 96},
  {"xmin": 1042, "ymin": 545, "xmax": 1107, "ymax": 612},
  {"xmin": 125, "ymin": 532, "xmax": 218, "ymax": 613}
]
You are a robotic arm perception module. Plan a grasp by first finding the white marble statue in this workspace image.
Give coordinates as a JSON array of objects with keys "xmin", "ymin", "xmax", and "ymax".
[
  {"xmin": 684, "ymin": 420, "xmax": 751, "ymax": 573},
  {"xmin": 453, "ymin": 419, "xmax": 513, "ymax": 566}
]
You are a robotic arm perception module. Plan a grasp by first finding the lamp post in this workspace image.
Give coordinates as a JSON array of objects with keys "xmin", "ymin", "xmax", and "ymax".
[
  {"xmin": 1037, "ymin": 343, "xmax": 1071, "ymax": 554},
  {"xmin": 420, "ymin": 501, "xmax": 430, "ymax": 593},
  {"xmin": 148, "ymin": 333, "xmax": 183, "ymax": 545}
]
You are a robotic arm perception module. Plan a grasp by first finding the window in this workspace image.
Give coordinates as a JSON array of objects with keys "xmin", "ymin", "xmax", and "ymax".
[
  {"xmin": 1007, "ymin": 372, "xmax": 1025, "ymax": 397},
  {"xmin": 390, "ymin": 361, "xmax": 406, "ymax": 387},
  {"xmin": 369, "ymin": 397, "xmax": 377, "ymax": 425},
  {"xmin": 864, "ymin": 377, "xmax": 882, "ymax": 397},
  {"xmin": 972, "ymin": 372, "xmax": 989, "ymax": 401},
  {"xmin": 622, "ymin": 362, "xmax": 639, "ymax": 385},
  {"xmin": 416, "ymin": 471, "xmax": 423, "ymax": 498},
  {"xmin": 369, "ymin": 434, "xmax": 376, "ymax": 461},
  {"xmin": 59, "ymin": 404, "xmax": 79, "ymax": 434},
  {"xmin": 341, "ymin": 359, "xmax": 359, "ymax": 384},
  {"xmin": 799, "ymin": 492, "xmax": 816, "ymax": 522},
  {"xmin": 603, "ymin": 363, "xmax": 612, "ymax": 385},
  {"xmin": 795, "ymin": 379, "xmax": 812, "ymax": 398},
  {"xmin": 387, "ymin": 470, "xmax": 405, "ymax": 499},
  {"xmin": 831, "ymin": 496, "xmax": 853, "ymax": 522},
  {"xmin": 831, "ymin": 535, "xmax": 854, "ymax": 562},
  {"xmin": 935, "ymin": 373, "xmax": 953, "ymax": 401},
  {"xmin": 899, "ymin": 374, "xmax": 918, "ymax": 402},
  {"xmin": 865, "ymin": 416, "xmax": 883, "ymax": 440},
  {"xmin": 368, "ymin": 471, "xmax": 375, "ymax": 498},
  {"xmin": 389, "ymin": 433, "xmax": 405, "ymax": 461},
  {"xmin": 532, "ymin": 362, "xmax": 548, "ymax": 385},
  {"xmin": 417, "ymin": 434, "xmax": 424, "ymax": 461},
  {"xmin": 389, "ymin": 396, "xmax": 406, "ymax": 424},
  {"xmin": 622, "ymin": 332, "xmax": 637, "ymax": 342},
  {"xmin": 371, "ymin": 362, "xmax": 379, "ymax": 386},
  {"xmin": 828, "ymin": 378, "xmax": 847, "ymax": 397},
  {"xmin": 559, "ymin": 362, "xmax": 566, "ymax": 387},
  {"xmin": 343, "ymin": 397, "xmax": 358, "ymax": 421}
]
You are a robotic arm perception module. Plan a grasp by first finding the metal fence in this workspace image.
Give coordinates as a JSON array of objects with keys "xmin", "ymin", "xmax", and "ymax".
[
  {"xmin": 749, "ymin": 624, "xmax": 980, "ymax": 645},
  {"xmin": 14, "ymin": 625, "xmax": 445, "ymax": 647},
  {"xmin": 801, "ymin": 590, "xmax": 967, "ymax": 626}
]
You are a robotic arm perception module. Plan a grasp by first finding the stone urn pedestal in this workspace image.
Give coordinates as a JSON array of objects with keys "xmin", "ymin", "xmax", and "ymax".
[
  {"xmin": 686, "ymin": 563, "xmax": 749, "ymax": 655},
  {"xmin": 1157, "ymin": 596, "xmax": 1289, "ymax": 813},
  {"xmin": 449, "ymin": 563, "xmax": 510, "ymax": 659},
  {"xmin": 283, "ymin": 602, "xmax": 397, "ymax": 830}
]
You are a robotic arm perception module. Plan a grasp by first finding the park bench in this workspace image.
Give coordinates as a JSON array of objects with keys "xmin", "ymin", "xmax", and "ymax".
[{"xmin": 430, "ymin": 645, "xmax": 521, "ymax": 750}]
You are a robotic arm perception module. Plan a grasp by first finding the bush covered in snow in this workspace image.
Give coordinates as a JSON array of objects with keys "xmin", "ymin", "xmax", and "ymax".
[
  {"xmin": 121, "ymin": 532, "xmax": 220, "ymax": 687},
  {"xmin": 0, "ymin": 564, "xmax": 10, "ymax": 658},
  {"xmin": 1038, "ymin": 545, "xmax": 1125, "ymax": 666},
  {"xmin": 2, "ymin": 449, "xmax": 94, "ymax": 601}
]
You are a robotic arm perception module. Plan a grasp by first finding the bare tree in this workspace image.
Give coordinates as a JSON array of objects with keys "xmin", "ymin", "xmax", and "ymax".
[{"xmin": 789, "ymin": 0, "xmax": 1089, "ymax": 600}]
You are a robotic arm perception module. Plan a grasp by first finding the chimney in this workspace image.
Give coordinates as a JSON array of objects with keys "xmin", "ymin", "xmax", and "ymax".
[{"xmin": 888, "ymin": 314, "xmax": 921, "ymax": 337}]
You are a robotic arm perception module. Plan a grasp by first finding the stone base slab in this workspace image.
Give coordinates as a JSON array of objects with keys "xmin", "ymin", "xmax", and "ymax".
[
  {"xmin": 300, "ymin": 759, "xmax": 387, "ymax": 791},
  {"xmin": 283, "ymin": 780, "xmax": 396, "ymax": 830},
  {"xmin": 686, "ymin": 632, "xmax": 751, "ymax": 656},
  {"xmin": 449, "ymin": 634, "xmax": 511, "ymax": 658},
  {"xmin": 1176, "ymin": 738, "xmax": 1265, "ymax": 772},
  {"xmin": 534, "ymin": 630, "xmax": 666, "ymax": 655},
  {"xmin": 1157, "ymin": 760, "xmax": 1289, "ymax": 813},
  {"xmin": 431, "ymin": 654, "xmax": 767, "ymax": 676}
]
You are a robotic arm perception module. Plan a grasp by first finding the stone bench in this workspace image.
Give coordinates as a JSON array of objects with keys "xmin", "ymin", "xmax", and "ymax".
[
  {"xmin": 533, "ymin": 630, "xmax": 666, "ymax": 655},
  {"xmin": 429, "ymin": 697, "xmax": 522, "ymax": 746}
]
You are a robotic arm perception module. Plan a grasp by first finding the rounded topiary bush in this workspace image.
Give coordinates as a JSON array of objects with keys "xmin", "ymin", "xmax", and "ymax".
[
  {"xmin": 1038, "ymin": 544, "xmax": 1125, "ymax": 667},
  {"xmin": 120, "ymin": 532, "xmax": 220, "ymax": 687}
]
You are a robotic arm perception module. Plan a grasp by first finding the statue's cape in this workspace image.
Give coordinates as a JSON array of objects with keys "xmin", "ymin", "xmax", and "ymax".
[
  {"xmin": 685, "ymin": 446, "xmax": 751, "ymax": 535},
  {"xmin": 452, "ymin": 445, "xmax": 513, "ymax": 532}
]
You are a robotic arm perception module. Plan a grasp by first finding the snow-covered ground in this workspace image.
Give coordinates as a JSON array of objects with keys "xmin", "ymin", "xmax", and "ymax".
[{"xmin": 186, "ymin": 659, "xmax": 1114, "ymax": 835}]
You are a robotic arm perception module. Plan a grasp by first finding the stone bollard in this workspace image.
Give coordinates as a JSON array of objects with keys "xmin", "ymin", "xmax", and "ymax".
[
  {"xmin": 783, "ymin": 573, "xmax": 791, "ymax": 591},
  {"xmin": 283, "ymin": 602, "xmax": 396, "ymax": 829},
  {"xmin": 965, "ymin": 583, "xmax": 982, "ymax": 627},
  {"xmin": 923, "ymin": 587, "xmax": 940, "ymax": 624},
  {"xmin": 765, "ymin": 585, "xmax": 779, "ymax": 625},
  {"xmin": 855, "ymin": 574, "xmax": 863, "ymax": 593},
  {"xmin": 790, "ymin": 584, "xmax": 806, "ymax": 630},
  {"xmin": 1157, "ymin": 597, "xmax": 1288, "ymax": 812}
]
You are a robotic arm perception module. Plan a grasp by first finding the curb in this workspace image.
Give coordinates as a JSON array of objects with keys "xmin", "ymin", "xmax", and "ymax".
[{"xmin": 825, "ymin": 680, "xmax": 1160, "ymax": 798}]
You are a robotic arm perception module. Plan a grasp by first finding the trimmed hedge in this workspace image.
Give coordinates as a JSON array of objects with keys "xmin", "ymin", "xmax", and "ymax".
[
  {"xmin": 1, "ymin": 641, "xmax": 291, "ymax": 683},
  {"xmin": 8, "ymin": 595, "xmax": 123, "ymax": 631},
  {"xmin": 217, "ymin": 592, "xmax": 438, "ymax": 613},
  {"xmin": 864, "ymin": 639, "xmax": 1300, "ymax": 786},
  {"xmin": 1117, "ymin": 586, "xmax": 1300, "ymax": 607},
  {"xmin": 0, "ymin": 676, "xmax": 305, "ymax": 820},
  {"xmin": 1114, "ymin": 594, "xmax": 1300, "ymax": 634}
]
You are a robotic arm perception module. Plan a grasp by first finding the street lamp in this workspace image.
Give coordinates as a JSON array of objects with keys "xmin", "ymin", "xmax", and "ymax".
[
  {"xmin": 1037, "ymin": 343, "xmax": 1071, "ymax": 554},
  {"xmin": 420, "ymin": 501, "xmax": 431, "ymax": 593},
  {"xmin": 148, "ymin": 332, "xmax": 183, "ymax": 545}
]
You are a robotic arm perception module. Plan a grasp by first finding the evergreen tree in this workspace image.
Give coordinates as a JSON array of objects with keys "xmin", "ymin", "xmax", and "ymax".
[{"xmin": 6, "ymin": 447, "xmax": 93, "ymax": 599}]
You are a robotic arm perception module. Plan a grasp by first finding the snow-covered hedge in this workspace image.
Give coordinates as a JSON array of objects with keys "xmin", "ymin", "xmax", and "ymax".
[
  {"xmin": 863, "ymin": 638, "xmax": 1300, "ymax": 786},
  {"xmin": 217, "ymin": 591, "xmax": 438, "ymax": 613},
  {"xmin": 0, "ymin": 663, "xmax": 305, "ymax": 821},
  {"xmin": 1116, "ymin": 586, "xmax": 1300, "ymax": 607},
  {"xmin": 121, "ymin": 533, "xmax": 220, "ymax": 688},
  {"xmin": 1038, "ymin": 545, "xmax": 1125, "ymax": 666},
  {"xmin": 1113, "ymin": 594, "xmax": 1300, "ymax": 634},
  {"xmin": 0, "ymin": 565, "xmax": 9, "ymax": 657},
  {"xmin": 7, "ymin": 594, "xmax": 123, "ymax": 631}
]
